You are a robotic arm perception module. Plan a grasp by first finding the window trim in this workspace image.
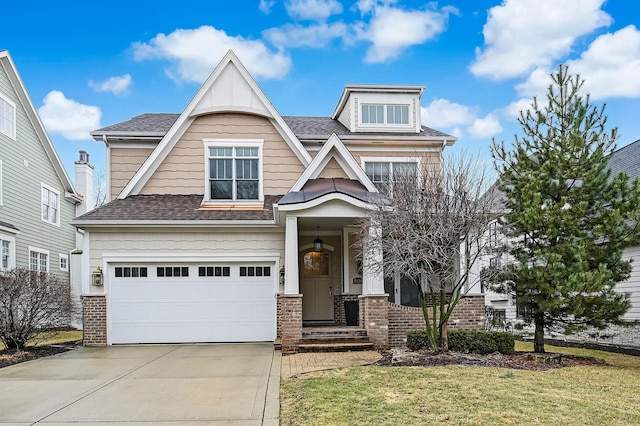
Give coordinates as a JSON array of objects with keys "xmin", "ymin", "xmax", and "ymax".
[
  {"xmin": 0, "ymin": 233, "xmax": 16, "ymax": 270},
  {"xmin": 41, "ymin": 183, "xmax": 61, "ymax": 226},
  {"xmin": 28, "ymin": 246, "xmax": 49, "ymax": 272},
  {"xmin": 359, "ymin": 103, "xmax": 411, "ymax": 127},
  {"xmin": 203, "ymin": 139, "xmax": 264, "ymax": 204},
  {"xmin": 59, "ymin": 253, "xmax": 69, "ymax": 272},
  {"xmin": 0, "ymin": 93, "xmax": 16, "ymax": 140},
  {"xmin": 361, "ymin": 157, "xmax": 421, "ymax": 189},
  {"xmin": 0, "ymin": 160, "xmax": 3, "ymax": 206}
]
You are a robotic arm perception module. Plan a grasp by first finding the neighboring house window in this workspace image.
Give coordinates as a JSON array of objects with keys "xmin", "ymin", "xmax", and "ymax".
[
  {"xmin": 29, "ymin": 247, "xmax": 49, "ymax": 272},
  {"xmin": 1, "ymin": 235, "xmax": 15, "ymax": 269},
  {"xmin": 489, "ymin": 221, "xmax": 499, "ymax": 248},
  {"xmin": 489, "ymin": 257, "xmax": 501, "ymax": 268},
  {"xmin": 0, "ymin": 94, "xmax": 16, "ymax": 140},
  {"xmin": 59, "ymin": 253, "xmax": 69, "ymax": 272},
  {"xmin": 204, "ymin": 140, "xmax": 263, "ymax": 202},
  {"xmin": 41, "ymin": 184, "xmax": 60, "ymax": 225},
  {"xmin": 364, "ymin": 160, "xmax": 417, "ymax": 192},
  {"xmin": 516, "ymin": 297, "xmax": 534, "ymax": 319},
  {"xmin": 361, "ymin": 104, "xmax": 409, "ymax": 125}
]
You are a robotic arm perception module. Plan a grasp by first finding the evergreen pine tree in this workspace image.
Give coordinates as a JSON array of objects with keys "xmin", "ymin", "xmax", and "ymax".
[{"xmin": 491, "ymin": 65, "xmax": 640, "ymax": 353}]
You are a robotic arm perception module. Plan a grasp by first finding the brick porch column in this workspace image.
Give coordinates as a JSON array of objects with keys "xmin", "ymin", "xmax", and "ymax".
[
  {"xmin": 359, "ymin": 295, "xmax": 389, "ymax": 350},
  {"xmin": 279, "ymin": 294, "xmax": 303, "ymax": 354},
  {"xmin": 82, "ymin": 295, "xmax": 107, "ymax": 346}
]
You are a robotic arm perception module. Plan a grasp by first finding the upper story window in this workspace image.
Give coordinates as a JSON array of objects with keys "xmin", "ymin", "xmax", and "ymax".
[
  {"xmin": 41, "ymin": 183, "xmax": 60, "ymax": 226},
  {"xmin": 0, "ymin": 160, "xmax": 3, "ymax": 205},
  {"xmin": 364, "ymin": 160, "xmax": 418, "ymax": 192},
  {"xmin": 361, "ymin": 104, "xmax": 409, "ymax": 125},
  {"xmin": 204, "ymin": 140, "xmax": 263, "ymax": 202},
  {"xmin": 29, "ymin": 247, "xmax": 49, "ymax": 272},
  {"xmin": 0, "ymin": 94, "xmax": 16, "ymax": 140}
]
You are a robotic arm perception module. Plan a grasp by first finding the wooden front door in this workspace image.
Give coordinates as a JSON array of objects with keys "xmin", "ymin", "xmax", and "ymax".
[{"xmin": 300, "ymin": 250, "xmax": 334, "ymax": 321}]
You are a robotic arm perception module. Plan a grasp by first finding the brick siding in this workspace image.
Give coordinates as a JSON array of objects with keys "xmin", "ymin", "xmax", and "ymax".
[
  {"xmin": 334, "ymin": 294, "xmax": 360, "ymax": 325},
  {"xmin": 82, "ymin": 295, "xmax": 107, "ymax": 346},
  {"xmin": 360, "ymin": 295, "xmax": 389, "ymax": 349},
  {"xmin": 278, "ymin": 294, "xmax": 303, "ymax": 354}
]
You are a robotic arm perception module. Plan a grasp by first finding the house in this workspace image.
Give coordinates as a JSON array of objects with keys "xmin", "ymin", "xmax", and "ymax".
[
  {"xmin": 0, "ymin": 50, "xmax": 88, "ymax": 313},
  {"xmin": 73, "ymin": 50, "xmax": 486, "ymax": 351},
  {"xmin": 477, "ymin": 139, "xmax": 640, "ymax": 348}
]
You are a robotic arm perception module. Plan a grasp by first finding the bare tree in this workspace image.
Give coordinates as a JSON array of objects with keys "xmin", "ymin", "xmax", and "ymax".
[
  {"xmin": 94, "ymin": 169, "xmax": 107, "ymax": 207},
  {"xmin": 0, "ymin": 268, "xmax": 77, "ymax": 350},
  {"xmin": 357, "ymin": 152, "xmax": 495, "ymax": 350}
]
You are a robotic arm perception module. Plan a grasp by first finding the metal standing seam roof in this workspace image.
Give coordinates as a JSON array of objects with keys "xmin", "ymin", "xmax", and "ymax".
[{"xmin": 279, "ymin": 178, "xmax": 382, "ymax": 205}]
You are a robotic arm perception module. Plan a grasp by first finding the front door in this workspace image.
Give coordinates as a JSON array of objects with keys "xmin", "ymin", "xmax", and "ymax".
[{"xmin": 300, "ymin": 250, "xmax": 334, "ymax": 321}]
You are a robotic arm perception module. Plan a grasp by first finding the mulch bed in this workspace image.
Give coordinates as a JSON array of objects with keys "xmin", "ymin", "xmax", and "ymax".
[
  {"xmin": 374, "ymin": 349, "xmax": 606, "ymax": 371},
  {"xmin": 0, "ymin": 342, "xmax": 79, "ymax": 369}
]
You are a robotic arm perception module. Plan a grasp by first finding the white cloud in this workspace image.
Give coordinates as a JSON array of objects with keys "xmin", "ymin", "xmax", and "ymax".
[
  {"xmin": 132, "ymin": 26, "xmax": 291, "ymax": 83},
  {"xmin": 502, "ymin": 98, "xmax": 535, "ymax": 122},
  {"xmin": 88, "ymin": 74, "xmax": 132, "ymax": 96},
  {"xmin": 568, "ymin": 25, "xmax": 640, "ymax": 99},
  {"xmin": 471, "ymin": 0, "xmax": 612, "ymax": 80},
  {"xmin": 259, "ymin": 0, "xmax": 276, "ymax": 14},
  {"xmin": 38, "ymin": 91, "xmax": 101, "ymax": 140},
  {"xmin": 263, "ymin": 22, "xmax": 347, "ymax": 48},
  {"xmin": 515, "ymin": 67, "xmax": 553, "ymax": 98},
  {"xmin": 421, "ymin": 99, "xmax": 476, "ymax": 128},
  {"xmin": 356, "ymin": 3, "xmax": 457, "ymax": 63},
  {"xmin": 285, "ymin": 0, "xmax": 343, "ymax": 21},
  {"xmin": 468, "ymin": 113, "xmax": 503, "ymax": 139}
]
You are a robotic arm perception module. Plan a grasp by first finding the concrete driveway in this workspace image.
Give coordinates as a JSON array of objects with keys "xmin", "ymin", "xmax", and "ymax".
[{"xmin": 0, "ymin": 343, "xmax": 280, "ymax": 425}]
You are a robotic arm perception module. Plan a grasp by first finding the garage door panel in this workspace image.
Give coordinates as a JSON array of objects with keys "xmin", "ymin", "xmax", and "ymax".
[{"xmin": 109, "ymin": 263, "xmax": 276, "ymax": 344}]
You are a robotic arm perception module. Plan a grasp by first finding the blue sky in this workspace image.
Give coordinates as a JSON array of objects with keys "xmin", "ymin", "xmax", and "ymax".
[{"xmin": 2, "ymin": 0, "xmax": 639, "ymax": 180}]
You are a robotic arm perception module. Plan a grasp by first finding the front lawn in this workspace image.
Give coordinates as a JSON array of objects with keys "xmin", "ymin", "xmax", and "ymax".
[{"xmin": 281, "ymin": 343, "xmax": 640, "ymax": 425}]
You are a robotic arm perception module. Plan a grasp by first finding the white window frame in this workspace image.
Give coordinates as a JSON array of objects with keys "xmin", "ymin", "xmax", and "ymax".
[
  {"xmin": 28, "ymin": 246, "xmax": 49, "ymax": 272},
  {"xmin": 361, "ymin": 157, "xmax": 421, "ymax": 189},
  {"xmin": 360, "ymin": 103, "xmax": 410, "ymax": 127},
  {"xmin": 59, "ymin": 253, "xmax": 69, "ymax": 272},
  {"xmin": 203, "ymin": 139, "xmax": 264, "ymax": 204},
  {"xmin": 41, "ymin": 183, "xmax": 61, "ymax": 226},
  {"xmin": 0, "ymin": 160, "xmax": 3, "ymax": 206},
  {"xmin": 0, "ymin": 233, "xmax": 16, "ymax": 270},
  {"xmin": 0, "ymin": 93, "xmax": 16, "ymax": 140}
]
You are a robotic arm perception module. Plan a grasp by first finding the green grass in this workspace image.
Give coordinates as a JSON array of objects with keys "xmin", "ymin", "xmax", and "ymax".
[
  {"xmin": 0, "ymin": 330, "xmax": 82, "ymax": 351},
  {"xmin": 281, "ymin": 343, "xmax": 640, "ymax": 425}
]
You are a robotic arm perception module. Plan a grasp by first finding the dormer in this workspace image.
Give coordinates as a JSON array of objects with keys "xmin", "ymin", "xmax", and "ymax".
[{"xmin": 331, "ymin": 85, "xmax": 424, "ymax": 134}]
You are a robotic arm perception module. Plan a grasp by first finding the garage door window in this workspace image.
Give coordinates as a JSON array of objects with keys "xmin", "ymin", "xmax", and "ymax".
[
  {"xmin": 115, "ymin": 266, "xmax": 148, "ymax": 278},
  {"xmin": 157, "ymin": 266, "xmax": 189, "ymax": 277},
  {"xmin": 240, "ymin": 266, "xmax": 271, "ymax": 277},
  {"xmin": 198, "ymin": 266, "xmax": 230, "ymax": 277}
]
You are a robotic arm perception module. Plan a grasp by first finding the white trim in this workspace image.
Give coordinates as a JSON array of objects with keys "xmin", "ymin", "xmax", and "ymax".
[
  {"xmin": 41, "ymin": 182, "xmax": 61, "ymax": 226},
  {"xmin": 360, "ymin": 156, "xmax": 422, "ymax": 186},
  {"xmin": 0, "ymin": 224, "xmax": 19, "ymax": 235},
  {"xmin": 59, "ymin": 253, "xmax": 69, "ymax": 272},
  {"xmin": 0, "ymin": 232, "xmax": 16, "ymax": 270},
  {"xmin": 71, "ymin": 219, "xmax": 278, "ymax": 227},
  {"xmin": 118, "ymin": 50, "xmax": 311, "ymax": 199},
  {"xmin": 342, "ymin": 227, "xmax": 358, "ymax": 294},
  {"xmin": 290, "ymin": 133, "xmax": 378, "ymax": 193},
  {"xmin": 28, "ymin": 246, "xmax": 49, "ymax": 272},
  {"xmin": 0, "ymin": 92, "xmax": 16, "ymax": 140},
  {"xmin": 359, "ymin": 103, "xmax": 412, "ymax": 128}
]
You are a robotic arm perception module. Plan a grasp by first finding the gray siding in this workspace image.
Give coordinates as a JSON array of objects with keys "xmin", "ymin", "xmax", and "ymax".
[{"xmin": 0, "ymin": 59, "xmax": 77, "ymax": 282}]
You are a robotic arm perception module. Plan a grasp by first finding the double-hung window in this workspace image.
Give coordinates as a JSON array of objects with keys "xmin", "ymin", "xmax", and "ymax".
[
  {"xmin": 364, "ymin": 159, "xmax": 418, "ymax": 192},
  {"xmin": 0, "ymin": 94, "xmax": 16, "ymax": 140},
  {"xmin": 205, "ymin": 140, "xmax": 262, "ymax": 202},
  {"xmin": 1, "ymin": 236, "xmax": 15, "ymax": 270},
  {"xmin": 361, "ymin": 103, "xmax": 409, "ymax": 125},
  {"xmin": 41, "ymin": 184, "xmax": 60, "ymax": 225},
  {"xmin": 29, "ymin": 247, "xmax": 49, "ymax": 272}
]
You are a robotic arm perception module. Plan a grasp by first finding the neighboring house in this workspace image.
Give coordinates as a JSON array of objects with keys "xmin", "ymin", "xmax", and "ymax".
[
  {"xmin": 0, "ymin": 50, "xmax": 86, "ymax": 310},
  {"xmin": 476, "ymin": 139, "xmax": 640, "ymax": 347},
  {"xmin": 73, "ymin": 50, "xmax": 486, "ymax": 351}
]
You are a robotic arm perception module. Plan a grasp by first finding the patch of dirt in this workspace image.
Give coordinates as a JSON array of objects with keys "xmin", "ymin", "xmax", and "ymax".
[
  {"xmin": 0, "ymin": 342, "xmax": 79, "ymax": 369},
  {"xmin": 374, "ymin": 349, "xmax": 606, "ymax": 371}
]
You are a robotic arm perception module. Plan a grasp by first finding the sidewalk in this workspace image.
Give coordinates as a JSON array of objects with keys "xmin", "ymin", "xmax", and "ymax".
[{"xmin": 280, "ymin": 351, "xmax": 382, "ymax": 379}]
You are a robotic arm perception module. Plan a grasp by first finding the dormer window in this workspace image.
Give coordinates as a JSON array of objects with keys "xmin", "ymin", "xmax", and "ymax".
[
  {"xmin": 361, "ymin": 104, "xmax": 409, "ymax": 125},
  {"xmin": 204, "ymin": 139, "xmax": 263, "ymax": 202}
]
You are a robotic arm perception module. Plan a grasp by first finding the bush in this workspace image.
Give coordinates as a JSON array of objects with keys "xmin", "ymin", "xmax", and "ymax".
[
  {"xmin": 0, "ymin": 268, "xmax": 76, "ymax": 350},
  {"xmin": 407, "ymin": 329, "xmax": 514, "ymax": 354}
]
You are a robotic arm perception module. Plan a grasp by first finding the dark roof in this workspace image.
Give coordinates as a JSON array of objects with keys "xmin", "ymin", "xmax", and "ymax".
[
  {"xmin": 0, "ymin": 220, "xmax": 20, "ymax": 232},
  {"xmin": 610, "ymin": 139, "xmax": 640, "ymax": 180},
  {"xmin": 91, "ymin": 113, "xmax": 453, "ymax": 140},
  {"xmin": 282, "ymin": 116, "xmax": 453, "ymax": 139},
  {"xmin": 279, "ymin": 178, "xmax": 381, "ymax": 205},
  {"xmin": 91, "ymin": 113, "xmax": 180, "ymax": 135},
  {"xmin": 73, "ymin": 195, "xmax": 281, "ymax": 223}
]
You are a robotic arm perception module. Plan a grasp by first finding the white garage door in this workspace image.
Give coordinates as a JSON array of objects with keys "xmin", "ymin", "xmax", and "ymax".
[{"xmin": 109, "ymin": 263, "xmax": 276, "ymax": 344}]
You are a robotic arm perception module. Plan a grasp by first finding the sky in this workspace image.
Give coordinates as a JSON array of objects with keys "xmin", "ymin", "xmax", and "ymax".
[{"xmin": 2, "ymin": 0, "xmax": 639, "ymax": 182}]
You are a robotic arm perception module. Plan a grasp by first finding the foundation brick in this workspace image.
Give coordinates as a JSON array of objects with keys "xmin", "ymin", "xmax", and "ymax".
[{"xmin": 82, "ymin": 295, "xmax": 107, "ymax": 346}]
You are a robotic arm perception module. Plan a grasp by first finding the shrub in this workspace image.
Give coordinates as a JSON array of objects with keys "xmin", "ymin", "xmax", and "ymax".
[
  {"xmin": 407, "ymin": 329, "xmax": 514, "ymax": 354},
  {"xmin": 0, "ymin": 268, "xmax": 76, "ymax": 350}
]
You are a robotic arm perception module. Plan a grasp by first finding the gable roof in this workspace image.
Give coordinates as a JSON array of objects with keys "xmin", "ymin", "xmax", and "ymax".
[
  {"xmin": 331, "ymin": 84, "xmax": 425, "ymax": 120},
  {"xmin": 117, "ymin": 50, "xmax": 312, "ymax": 199},
  {"xmin": 91, "ymin": 113, "xmax": 178, "ymax": 139},
  {"xmin": 0, "ymin": 50, "xmax": 80, "ymax": 201}
]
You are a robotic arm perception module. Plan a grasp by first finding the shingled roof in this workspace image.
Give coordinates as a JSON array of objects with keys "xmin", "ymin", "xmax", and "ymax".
[
  {"xmin": 610, "ymin": 139, "xmax": 640, "ymax": 180},
  {"xmin": 73, "ymin": 194, "xmax": 281, "ymax": 224},
  {"xmin": 90, "ymin": 113, "xmax": 180, "ymax": 137}
]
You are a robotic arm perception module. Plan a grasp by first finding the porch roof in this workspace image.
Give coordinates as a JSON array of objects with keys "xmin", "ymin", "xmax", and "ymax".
[{"xmin": 279, "ymin": 178, "xmax": 381, "ymax": 205}]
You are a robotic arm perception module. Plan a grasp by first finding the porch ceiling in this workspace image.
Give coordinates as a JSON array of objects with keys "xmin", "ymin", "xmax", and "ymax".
[{"xmin": 297, "ymin": 216, "xmax": 359, "ymax": 231}]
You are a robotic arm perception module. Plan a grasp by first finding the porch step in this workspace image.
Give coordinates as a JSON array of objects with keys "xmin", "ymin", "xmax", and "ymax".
[
  {"xmin": 297, "ymin": 326, "xmax": 373, "ymax": 352},
  {"xmin": 297, "ymin": 341, "xmax": 375, "ymax": 352},
  {"xmin": 274, "ymin": 337, "xmax": 282, "ymax": 351}
]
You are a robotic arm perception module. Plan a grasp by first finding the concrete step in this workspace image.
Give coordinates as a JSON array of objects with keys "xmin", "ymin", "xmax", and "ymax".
[{"xmin": 297, "ymin": 341, "xmax": 375, "ymax": 353}]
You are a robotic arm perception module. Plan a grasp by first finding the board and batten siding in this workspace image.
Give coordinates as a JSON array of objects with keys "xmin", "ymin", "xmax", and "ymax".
[
  {"xmin": 620, "ymin": 245, "xmax": 640, "ymax": 320},
  {"xmin": 140, "ymin": 113, "xmax": 306, "ymax": 196},
  {"xmin": 0, "ymin": 59, "xmax": 76, "ymax": 282},
  {"xmin": 110, "ymin": 147, "xmax": 153, "ymax": 200}
]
